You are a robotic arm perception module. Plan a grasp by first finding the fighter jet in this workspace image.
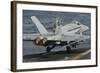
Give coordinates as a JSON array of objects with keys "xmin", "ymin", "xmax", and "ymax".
[{"xmin": 23, "ymin": 16, "xmax": 90, "ymax": 53}]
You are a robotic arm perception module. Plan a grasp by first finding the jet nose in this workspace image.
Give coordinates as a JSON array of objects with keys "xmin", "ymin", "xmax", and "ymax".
[
  {"xmin": 81, "ymin": 24, "xmax": 89, "ymax": 32},
  {"xmin": 84, "ymin": 25, "xmax": 89, "ymax": 30}
]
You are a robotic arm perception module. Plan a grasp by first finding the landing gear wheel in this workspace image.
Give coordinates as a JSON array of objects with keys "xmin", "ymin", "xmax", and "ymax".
[
  {"xmin": 46, "ymin": 47, "xmax": 52, "ymax": 53},
  {"xmin": 46, "ymin": 45, "xmax": 55, "ymax": 53},
  {"xmin": 66, "ymin": 46, "xmax": 71, "ymax": 53}
]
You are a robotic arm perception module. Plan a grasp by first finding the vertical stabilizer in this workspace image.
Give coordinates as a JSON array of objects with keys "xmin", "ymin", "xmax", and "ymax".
[{"xmin": 31, "ymin": 16, "xmax": 48, "ymax": 35}]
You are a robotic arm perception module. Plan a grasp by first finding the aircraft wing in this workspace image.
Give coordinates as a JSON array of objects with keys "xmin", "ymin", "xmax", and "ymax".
[
  {"xmin": 31, "ymin": 16, "xmax": 48, "ymax": 35},
  {"xmin": 62, "ymin": 33, "xmax": 90, "ymax": 43},
  {"xmin": 23, "ymin": 33, "xmax": 40, "ymax": 41},
  {"xmin": 61, "ymin": 23, "xmax": 74, "ymax": 32},
  {"xmin": 61, "ymin": 21, "xmax": 89, "ymax": 34}
]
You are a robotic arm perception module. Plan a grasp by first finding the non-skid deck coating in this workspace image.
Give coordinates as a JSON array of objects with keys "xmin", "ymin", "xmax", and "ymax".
[{"xmin": 23, "ymin": 48, "xmax": 90, "ymax": 62}]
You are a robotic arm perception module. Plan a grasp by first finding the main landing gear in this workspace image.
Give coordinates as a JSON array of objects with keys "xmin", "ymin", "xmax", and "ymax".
[
  {"xmin": 66, "ymin": 46, "xmax": 71, "ymax": 53},
  {"xmin": 46, "ymin": 45, "xmax": 55, "ymax": 53}
]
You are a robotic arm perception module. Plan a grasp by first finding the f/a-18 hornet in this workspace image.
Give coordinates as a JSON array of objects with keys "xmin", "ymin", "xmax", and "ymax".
[{"xmin": 23, "ymin": 16, "xmax": 89, "ymax": 53}]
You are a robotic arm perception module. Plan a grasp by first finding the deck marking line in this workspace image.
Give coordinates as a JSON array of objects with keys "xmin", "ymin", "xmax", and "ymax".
[{"xmin": 72, "ymin": 49, "xmax": 90, "ymax": 60}]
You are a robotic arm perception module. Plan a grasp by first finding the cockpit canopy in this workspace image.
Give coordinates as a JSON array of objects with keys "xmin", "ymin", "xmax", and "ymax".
[{"xmin": 71, "ymin": 20, "xmax": 81, "ymax": 25}]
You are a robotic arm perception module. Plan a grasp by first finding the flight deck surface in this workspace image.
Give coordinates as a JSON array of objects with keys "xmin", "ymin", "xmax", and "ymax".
[{"xmin": 23, "ymin": 47, "xmax": 90, "ymax": 62}]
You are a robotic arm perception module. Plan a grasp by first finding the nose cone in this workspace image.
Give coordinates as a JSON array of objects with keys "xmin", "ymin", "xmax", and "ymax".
[{"xmin": 81, "ymin": 24, "xmax": 89, "ymax": 32}]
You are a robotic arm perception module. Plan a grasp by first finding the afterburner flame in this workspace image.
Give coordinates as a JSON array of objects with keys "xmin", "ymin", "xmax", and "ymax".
[{"xmin": 33, "ymin": 38, "xmax": 47, "ymax": 45}]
